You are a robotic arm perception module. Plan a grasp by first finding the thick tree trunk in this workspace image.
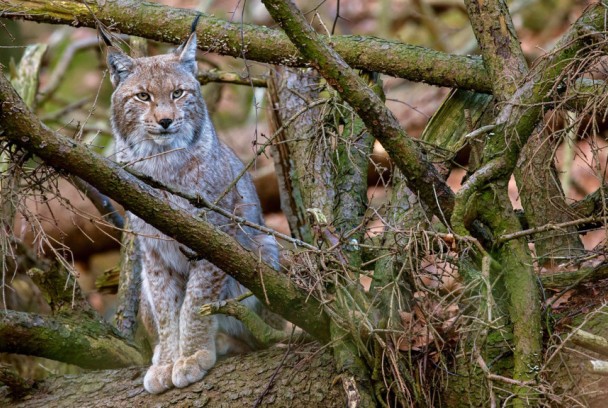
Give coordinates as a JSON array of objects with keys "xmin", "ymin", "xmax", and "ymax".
[{"xmin": 0, "ymin": 345, "xmax": 345, "ymax": 407}]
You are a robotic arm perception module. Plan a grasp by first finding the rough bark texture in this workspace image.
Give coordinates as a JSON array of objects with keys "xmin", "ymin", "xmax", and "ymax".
[
  {"xmin": 0, "ymin": 345, "xmax": 345, "ymax": 407},
  {"xmin": 268, "ymin": 66, "xmax": 377, "ymax": 406},
  {"xmin": 267, "ymin": 67, "xmax": 328, "ymax": 242},
  {"xmin": 1, "ymin": 0, "xmax": 490, "ymax": 92},
  {"xmin": 113, "ymin": 216, "xmax": 142, "ymax": 340},
  {"xmin": 331, "ymin": 75, "xmax": 376, "ymax": 257},
  {"xmin": 464, "ymin": 0, "xmax": 527, "ymax": 100}
]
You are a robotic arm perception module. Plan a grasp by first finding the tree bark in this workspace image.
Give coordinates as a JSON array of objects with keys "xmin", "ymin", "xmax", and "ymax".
[{"xmin": 0, "ymin": 344, "xmax": 345, "ymax": 407}]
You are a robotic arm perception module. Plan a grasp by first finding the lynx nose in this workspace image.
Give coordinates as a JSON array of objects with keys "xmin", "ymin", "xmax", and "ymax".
[{"xmin": 158, "ymin": 118, "xmax": 173, "ymax": 129}]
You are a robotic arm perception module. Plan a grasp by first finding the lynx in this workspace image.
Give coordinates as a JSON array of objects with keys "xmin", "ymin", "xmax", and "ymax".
[{"xmin": 106, "ymin": 25, "xmax": 278, "ymax": 394}]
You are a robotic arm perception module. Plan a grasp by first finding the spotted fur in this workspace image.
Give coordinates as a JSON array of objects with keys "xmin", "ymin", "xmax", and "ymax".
[{"xmin": 107, "ymin": 31, "xmax": 278, "ymax": 394}]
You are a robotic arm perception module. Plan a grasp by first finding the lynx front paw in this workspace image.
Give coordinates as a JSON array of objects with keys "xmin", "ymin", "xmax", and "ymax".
[
  {"xmin": 143, "ymin": 363, "xmax": 174, "ymax": 394},
  {"xmin": 172, "ymin": 350, "xmax": 216, "ymax": 388}
]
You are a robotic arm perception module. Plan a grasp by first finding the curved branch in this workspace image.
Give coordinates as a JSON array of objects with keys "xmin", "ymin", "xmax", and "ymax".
[
  {"xmin": 0, "ymin": 74, "xmax": 331, "ymax": 344},
  {"xmin": 0, "ymin": 309, "xmax": 144, "ymax": 369},
  {"xmin": 1, "ymin": 0, "xmax": 490, "ymax": 92}
]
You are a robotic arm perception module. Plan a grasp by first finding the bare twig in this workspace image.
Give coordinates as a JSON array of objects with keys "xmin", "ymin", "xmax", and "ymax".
[
  {"xmin": 37, "ymin": 35, "xmax": 126, "ymax": 104},
  {"xmin": 497, "ymin": 216, "xmax": 602, "ymax": 244},
  {"xmin": 252, "ymin": 327, "xmax": 296, "ymax": 407},
  {"xmin": 476, "ymin": 354, "xmax": 535, "ymax": 387}
]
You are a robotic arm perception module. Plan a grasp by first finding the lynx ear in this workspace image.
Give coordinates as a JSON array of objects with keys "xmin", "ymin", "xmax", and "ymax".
[
  {"xmin": 176, "ymin": 32, "xmax": 198, "ymax": 75},
  {"xmin": 107, "ymin": 47, "xmax": 135, "ymax": 87},
  {"xmin": 175, "ymin": 14, "xmax": 201, "ymax": 75}
]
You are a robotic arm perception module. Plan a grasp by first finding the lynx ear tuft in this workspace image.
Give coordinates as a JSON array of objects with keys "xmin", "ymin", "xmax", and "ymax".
[
  {"xmin": 107, "ymin": 47, "xmax": 134, "ymax": 87},
  {"xmin": 176, "ymin": 14, "xmax": 201, "ymax": 75},
  {"xmin": 98, "ymin": 28, "xmax": 113, "ymax": 47},
  {"xmin": 190, "ymin": 13, "xmax": 202, "ymax": 34}
]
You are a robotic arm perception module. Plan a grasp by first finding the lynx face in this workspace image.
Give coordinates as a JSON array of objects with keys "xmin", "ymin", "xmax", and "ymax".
[{"xmin": 108, "ymin": 34, "xmax": 209, "ymax": 159}]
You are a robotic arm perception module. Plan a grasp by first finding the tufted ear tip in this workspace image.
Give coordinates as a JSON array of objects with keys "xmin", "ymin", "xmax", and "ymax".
[
  {"xmin": 191, "ymin": 13, "xmax": 202, "ymax": 35},
  {"xmin": 98, "ymin": 28, "xmax": 113, "ymax": 47}
]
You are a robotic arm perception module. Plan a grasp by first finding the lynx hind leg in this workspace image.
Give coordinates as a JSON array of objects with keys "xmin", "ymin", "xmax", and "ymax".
[
  {"xmin": 215, "ymin": 332, "xmax": 252, "ymax": 356},
  {"xmin": 261, "ymin": 306, "xmax": 287, "ymax": 331},
  {"xmin": 172, "ymin": 261, "xmax": 223, "ymax": 389}
]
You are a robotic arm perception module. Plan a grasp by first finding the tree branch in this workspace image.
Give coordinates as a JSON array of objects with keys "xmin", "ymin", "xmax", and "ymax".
[
  {"xmin": 0, "ymin": 73, "xmax": 331, "ymax": 344},
  {"xmin": 261, "ymin": 0, "xmax": 455, "ymax": 222},
  {"xmin": 570, "ymin": 328, "xmax": 608, "ymax": 357},
  {"xmin": 200, "ymin": 295, "xmax": 290, "ymax": 346},
  {"xmin": 0, "ymin": 309, "xmax": 144, "ymax": 369},
  {"xmin": 0, "ymin": 0, "xmax": 490, "ymax": 92},
  {"xmin": 0, "ymin": 344, "xmax": 344, "ymax": 407},
  {"xmin": 197, "ymin": 70, "xmax": 268, "ymax": 87}
]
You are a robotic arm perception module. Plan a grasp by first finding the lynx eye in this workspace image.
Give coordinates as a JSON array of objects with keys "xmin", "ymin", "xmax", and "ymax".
[
  {"xmin": 172, "ymin": 89, "xmax": 184, "ymax": 99},
  {"xmin": 135, "ymin": 92, "xmax": 150, "ymax": 102}
]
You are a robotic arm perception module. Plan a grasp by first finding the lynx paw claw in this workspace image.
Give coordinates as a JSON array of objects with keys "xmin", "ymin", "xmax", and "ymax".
[
  {"xmin": 143, "ymin": 363, "xmax": 174, "ymax": 394},
  {"xmin": 172, "ymin": 350, "xmax": 215, "ymax": 388}
]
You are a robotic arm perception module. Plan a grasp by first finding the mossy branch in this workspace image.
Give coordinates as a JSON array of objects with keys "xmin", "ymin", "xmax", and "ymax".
[
  {"xmin": 463, "ymin": 1, "xmax": 542, "ymax": 405},
  {"xmin": 0, "ymin": 309, "xmax": 144, "ymax": 369},
  {"xmin": 197, "ymin": 70, "xmax": 267, "ymax": 87},
  {"xmin": 1, "ymin": 0, "xmax": 490, "ymax": 92},
  {"xmin": 570, "ymin": 329, "xmax": 608, "ymax": 357},
  {"xmin": 200, "ymin": 296, "xmax": 290, "ymax": 346}
]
